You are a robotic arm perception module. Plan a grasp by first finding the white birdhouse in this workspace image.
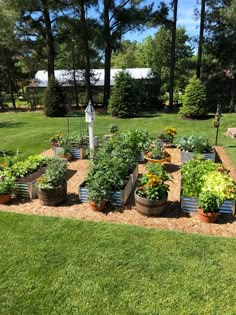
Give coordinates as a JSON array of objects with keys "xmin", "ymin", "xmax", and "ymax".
[{"xmin": 85, "ymin": 101, "xmax": 96, "ymax": 123}]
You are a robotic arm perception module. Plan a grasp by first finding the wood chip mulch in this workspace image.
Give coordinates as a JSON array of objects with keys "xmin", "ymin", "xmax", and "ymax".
[{"xmin": 1, "ymin": 148, "xmax": 235, "ymax": 238}]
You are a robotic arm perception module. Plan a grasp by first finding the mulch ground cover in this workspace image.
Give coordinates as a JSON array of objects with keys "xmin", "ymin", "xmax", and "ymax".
[{"xmin": 0, "ymin": 148, "xmax": 235, "ymax": 237}]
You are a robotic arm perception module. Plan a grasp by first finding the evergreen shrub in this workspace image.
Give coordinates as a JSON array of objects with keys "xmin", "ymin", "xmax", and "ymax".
[
  {"xmin": 179, "ymin": 78, "xmax": 207, "ymax": 118},
  {"xmin": 108, "ymin": 71, "xmax": 136, "ymax": 118},
  {"xmin": 43, "ymin": 78, "xmax": 66, "ymax": 117}
]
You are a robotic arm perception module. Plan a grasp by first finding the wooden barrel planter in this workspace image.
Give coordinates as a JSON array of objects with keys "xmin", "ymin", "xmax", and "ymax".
[
  {"xmin": 135, "ymin": 190, "xmax": 168, "ymax": 216},
  {"xmin": 38, "ymin": 183, "xmax": 67, "ymax": 206},
  {"xmin": 0, "ymin": 194, "xmax": 12, "ymax": 204}
]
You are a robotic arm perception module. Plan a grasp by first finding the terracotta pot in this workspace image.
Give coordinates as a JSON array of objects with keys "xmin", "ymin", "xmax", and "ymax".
[
  {"xmin": 89, "ymin": 200, "xmax": 107, "ymax": 211},
  {"xmin": 135, "ymin": 190, "xmax": 167, "ymax": 216},
  {"xmin": 60, "ymin": 153, "xmax": 72, "ymax": 161},
  {"xmin": 0, "ymin": 194, "xmax": 12, "ymax": 204},
  {"xmin": 198, "ymin": 208, "xmax": 219, "ymax": 223},
  {"xmin": 38, "ymin": 183, "xmax": 67, "ymax": 206}
]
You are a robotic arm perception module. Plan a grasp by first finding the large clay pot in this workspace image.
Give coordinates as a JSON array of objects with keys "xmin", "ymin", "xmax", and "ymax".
[
  {"xmin": 0, "ymin": 194, "xmax": 12, "ymax": 204},
  {"xmin": 135, "ymin": 190, "xmax": 167, "ymax": 216},
  {"xmin": 198, "ymin": 208, "xmax": 219, "ymax": 223},
  {"xmin": 89, "ymin": 200, "xmax": 107, "ymax": 211},
  {"xmin": 38, "ymin": 183, "xmax": 67, "ymax": 206}
]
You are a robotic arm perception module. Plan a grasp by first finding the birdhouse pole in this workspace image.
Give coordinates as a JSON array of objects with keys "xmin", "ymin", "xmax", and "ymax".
[{"xmin": 85, "ymin": 101, "xmax": 96, "ymax": 153}]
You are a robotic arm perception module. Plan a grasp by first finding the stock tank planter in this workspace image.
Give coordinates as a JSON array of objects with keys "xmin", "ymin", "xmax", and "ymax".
[
  {"xmin": 15, "ymin": 167, "xmax": 47, "ymax": 199},
  {"xmin": 135, "ymin": 190, "xmax": 167, "ymax": 216},
  {"xmin": 198, "ymin": 208, "xmax": 219, "ymax": 223},
  {"xmin": 79, "ymin": 165, "xmax": 138, "ymax": 206},
  {"xmin": 181, "ymin": 151, "xmax": 215, "ymax": 163},
  {"xmin": 69, "ymin": 146, "xmax": 88, "ymax": 159},
  {"xmin": 38, "ymin": 183, "xmax": 67, "ymax": 206},
  {"xmin": 0, "ymin": 194, "xmax": 12, "ymax": 204},
  {"xmin": 181, "ymin": 197, "xmax": 235, "ymax": 215}
]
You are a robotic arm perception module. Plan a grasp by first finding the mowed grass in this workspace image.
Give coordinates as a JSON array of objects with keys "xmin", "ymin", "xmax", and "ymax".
[
  {"xmin": 0, "ymin": 211, "xmax": 236, "ymax": 315},
  {"xmin": 0, "ymin": 111, "xmax": 236, "ymax": 165}
]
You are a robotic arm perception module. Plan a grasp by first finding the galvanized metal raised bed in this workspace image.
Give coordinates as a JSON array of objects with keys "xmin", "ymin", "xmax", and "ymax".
[
  {"xmin": 78, "ymin": 165, "xmax": 138, "ymax": 206},
  {"xmin": 181, "ymin": 196, "xmax": 235, "ymax": 215},
  {"xmin": 181, "ymin": 151, "xmax": 215, "ymax": 163}
]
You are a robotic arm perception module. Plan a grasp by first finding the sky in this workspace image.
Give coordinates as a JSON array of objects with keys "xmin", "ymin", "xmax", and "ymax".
[{"xmin": 124, "ymin": 0, "xmax": 200, "ymax": 43}]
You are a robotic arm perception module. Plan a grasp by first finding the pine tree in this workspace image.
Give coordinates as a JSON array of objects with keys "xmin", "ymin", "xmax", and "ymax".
[{"xmin": 43, "ymin": 78, "xmax": 66, "ymax": 117}]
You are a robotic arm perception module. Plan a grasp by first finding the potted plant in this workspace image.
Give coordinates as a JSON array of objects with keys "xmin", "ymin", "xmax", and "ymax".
[
  {"xmin": 37, "ymin": 158, "xmax": 67, "ymax": 206},
  {"xmin": 103, "ymin": 124, "xmax": 119, "ymax": 141},
  {"xmin": 0, "ymin": 176, "xmax": 15, "ymax": 204},
  {"xmin": 66, "ymin": 132, "xmax": 89, "ymax": 159},
  {"xmin": 144, "ymin": 144, "xmax": 171, "ymax": 164},
  {"xmin": 158, "ymin": 126, "xmax": 177, "ymax": 145},
  {"xmin": 135, "ymin": 163, "xmax": 170, "ymax": 216},
  {"xmin": 198, "ymin": 191, "xmax": 223, "ymax": 223},
  {"xmin": 55, "ymin": 145, "xmax": 72, "ymax": 161},
  {"xmin": 49, "ymin": 133, "xmax": 63, "ymax": 147}
]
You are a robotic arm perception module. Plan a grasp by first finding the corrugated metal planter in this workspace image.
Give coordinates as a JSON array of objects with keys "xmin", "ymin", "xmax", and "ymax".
[
  {"xmin": 136, "ymin": 152, "xmax": 145, "ymax": 162},
  {"xmin": 181, "ymin": 196, "xmax": 235, "ymax": 215},
  {"xmin": 69, "ymin": 146, "xmax": 88, "ymax": 159},
  {"xmin": 15, "ymin": 167, "xmax": 46, "ymax": 199},
  {"xmin": 79, "ymin": 165, "xmax": 138, "ymax": 206},
  {"xmin": 181, "ymin": 151, "xmax": 215, "ymax": 163},
  {"xmin": 15, "ymin": 180, "xmax": 39, "ymax": 199}
]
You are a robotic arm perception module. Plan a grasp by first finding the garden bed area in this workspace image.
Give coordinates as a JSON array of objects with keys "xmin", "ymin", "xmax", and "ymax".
[{"xmin": 0, "ymin": 148, "xmax": 235, "ymax": 237}]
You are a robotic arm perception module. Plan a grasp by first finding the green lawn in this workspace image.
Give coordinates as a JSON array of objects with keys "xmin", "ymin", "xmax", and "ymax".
[
  {"xmin": 0, "ymin": 211, "xmax": 236, "ymax": 314},
  {"xmin": 0, "ymin": 111, "xmax": 236, "ymax": 165}
]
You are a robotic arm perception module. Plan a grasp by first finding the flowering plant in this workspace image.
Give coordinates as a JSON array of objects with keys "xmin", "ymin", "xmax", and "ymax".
[
  {"xmin": 136, "ymin": 163, "xmax": 170, "ymax": 201},
  {"xmin": 50, "ymin": 133, "xmax": 63, "ymax": 142},
  {"xmin": 159, "ymin": 126, "xmax": 177, "ymax": 140},
  {"xmin": 146, "ymin": 146, "xmax": 170, "ymax": 160}
]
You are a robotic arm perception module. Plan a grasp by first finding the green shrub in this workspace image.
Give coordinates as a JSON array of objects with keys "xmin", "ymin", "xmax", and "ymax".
[
  {"xmin": 108, "ymin": 71, "xmax": 136, "ymax": 118},
  {"xmin": 43, "ymin": 78, "xmax": 66, "ymax": 117},
  {"xmin": 179, "ymin": 78, "xmax": 207, "ymax": 118}
]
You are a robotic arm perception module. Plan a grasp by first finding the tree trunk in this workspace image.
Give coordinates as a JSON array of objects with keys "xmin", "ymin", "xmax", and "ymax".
[
  {"xmin": 196, "ymin": 0, "xmax": 206, "ymax": 79},
  {"xmin": 103, "ymin": 0, "xmax": 112, "ymax": 109},
  {"xmin": 72, "ymin": 45, "xmax": 80, "ymax": 108},
  {"xmin": 79, "ymin": 0, "xmax": 93, "ymax": 104},
  {"xmin": 230, "ymin": 72, "xmax": 236, "ymax": 113},
  {"xmin": 104, "ymin": 46, "xmax": 112, "ymax": 109},
  {"xmin": 42, "ymin": 0, "xmax": 55, "ymax": 80},
  {"xmin": 169, "ymin": 0, "xmax": 178, "ymax": 108}
]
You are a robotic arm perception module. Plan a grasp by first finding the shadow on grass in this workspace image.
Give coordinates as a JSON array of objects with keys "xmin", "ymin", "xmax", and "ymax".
[
  {"xmin": 0, "ymin": 121, "xmax": 27, "ymax": 128},
  {"xmin": 0, "ymin": 150, "xmax": 17, "ymax": 157}
]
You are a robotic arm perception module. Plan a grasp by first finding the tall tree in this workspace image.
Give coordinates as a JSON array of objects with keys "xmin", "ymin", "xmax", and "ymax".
[
  {"xmin": 137, "ymin": 27, "xmax": 193, "ymax": 99},
  {"xmin": 99, "ymin": 0, "xmax": 168, "ymax": 108},
  {"xmin": 205, "ymin": 0, "xmax": 236, "ymax": 112},
  {"xmin": 196, "ymin": 0, "xmax": 206, "ymax": 79},
  {"xmin": 169, "ymin": 0, "xmax": 178, "ymax": 108}
]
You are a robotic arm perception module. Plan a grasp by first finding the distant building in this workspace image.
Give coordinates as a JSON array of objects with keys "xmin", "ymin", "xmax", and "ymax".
[{"xmin": 34, "ymin": 68, "xmax": 153, "ymax": 87}]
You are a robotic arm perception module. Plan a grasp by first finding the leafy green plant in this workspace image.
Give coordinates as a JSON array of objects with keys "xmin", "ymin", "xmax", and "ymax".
[
  {"xmin": 158, "ymin": 126, "xmax": 177, "ymax": 141},
  {"xmin": 0, "ymin": 155, "xmax": 48, "ymax": 179},
  {"xmin": 179, "ymin": 78, "xmax": 207, "ymax": 118},
  {"xmin": 121, "ymin": 129, "xmax": 154, "ymax": 154},
  {"xmin": 198, "ymin": 191, "xmax": 223, "ymax": 213},
  {"xmin": 181, "ymin": 160, "xmax": 218, "ymax": 197},
  {"xmin": 37, "ymin": 158, "xmax": 67, "ymax": 189},
  {"xmin": 0, "ymin": 176, "xmax": 15, "ymax": 195},
  {"xmin": 177, "ymin": 135, "xmax": 213, "ymax": 153},
  {"xmin": 109, "ymin": 124, "xmax": 119, "ymax": 134},
  {"xmin": 201, "ymin": 171, "xmax": 236, "ymax": 201}
]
